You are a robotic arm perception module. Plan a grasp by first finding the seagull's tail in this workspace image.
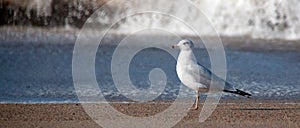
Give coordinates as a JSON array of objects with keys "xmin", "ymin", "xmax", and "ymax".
[{"xmin": 224, "ymin": 89, "xmax": 251, "ymax": 98}]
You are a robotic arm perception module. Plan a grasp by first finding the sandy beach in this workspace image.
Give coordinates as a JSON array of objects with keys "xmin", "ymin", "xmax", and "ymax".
[{"xmin": 0, "ymin": 99, "xmax": 299, "ymax": 128}]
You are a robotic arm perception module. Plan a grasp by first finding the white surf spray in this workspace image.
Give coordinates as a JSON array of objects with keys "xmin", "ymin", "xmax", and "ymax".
[
  {"xmin": 69, "ymin": 0, "xmax": 300, "ymax": 40},
  {"xmin": 3, "ymin": 0, "xmax": 300, "ymax": 40}
]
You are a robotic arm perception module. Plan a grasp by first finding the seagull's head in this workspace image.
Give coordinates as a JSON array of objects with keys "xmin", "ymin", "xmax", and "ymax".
[{"xmin": 172, "ymin": 39, "xmax": 194, "ymax": 51}]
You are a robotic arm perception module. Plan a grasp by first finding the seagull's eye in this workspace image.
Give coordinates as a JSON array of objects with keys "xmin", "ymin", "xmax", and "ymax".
[{"xmin": 183, "ymin": 42, "xmax": 187, "ymax": 45}]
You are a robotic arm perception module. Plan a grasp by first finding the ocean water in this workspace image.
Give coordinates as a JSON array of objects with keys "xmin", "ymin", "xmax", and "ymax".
[
  {"xmin": 2, "ymin": 0, "xmax": 300, "ymax": 104},
  {"xmin": 0, "ymin": 43, "xmax": 299, "ymax": 104}
]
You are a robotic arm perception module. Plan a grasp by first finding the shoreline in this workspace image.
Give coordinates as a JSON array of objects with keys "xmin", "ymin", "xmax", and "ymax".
[
  {"xmin": 0, "ymin": 99, "xmax": 299, "ymax": 128},
  {"xmin": 0, "ymin": 98, "xmax": 300, "ymax": 104}
]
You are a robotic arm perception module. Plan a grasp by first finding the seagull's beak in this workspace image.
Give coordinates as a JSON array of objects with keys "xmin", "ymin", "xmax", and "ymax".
[{"xmin": 171, "ymin": 44, "xmax": 179, "ymax": 49}]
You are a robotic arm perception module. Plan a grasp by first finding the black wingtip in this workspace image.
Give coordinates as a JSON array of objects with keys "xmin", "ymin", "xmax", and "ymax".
[
  {"xmin": 224, "ymin": 89, "xmax": 251, "ymax": 98},
  {"xmin": 236, "ymin": 89, "xmax": 251, "ymax": 98}
]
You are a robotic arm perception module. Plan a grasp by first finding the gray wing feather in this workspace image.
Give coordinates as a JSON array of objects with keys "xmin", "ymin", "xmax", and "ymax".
[{"xmin": 192, "ymin": 62, "xmax": 235, "ymax": 91}]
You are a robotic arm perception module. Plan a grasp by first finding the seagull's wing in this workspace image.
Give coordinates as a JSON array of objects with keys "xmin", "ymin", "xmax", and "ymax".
[{"xmin": 190, "ymin": 62, "xmax": 235, "ymax": 91}]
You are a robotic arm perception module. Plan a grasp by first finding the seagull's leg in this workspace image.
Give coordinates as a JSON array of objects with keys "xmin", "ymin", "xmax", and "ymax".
[{"xmin": 192, "ymin": 91, "xmax": 199, "ymax": 110}]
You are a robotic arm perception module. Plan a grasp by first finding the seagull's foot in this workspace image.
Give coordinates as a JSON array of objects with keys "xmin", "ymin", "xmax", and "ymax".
[
  {"xmin": 189, "ymin": 105, "xmax": 198, "ymax": 110},
  {"xmin": 192, "ymin": 106, "xmax": 198, "ymax": 110},
  {"xmin": 190, "ymin": 93, "xmax": 200, "ymax": 110}
]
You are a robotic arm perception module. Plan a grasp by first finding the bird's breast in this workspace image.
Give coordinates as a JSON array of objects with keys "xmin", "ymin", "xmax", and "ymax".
[{"xmin": 176, "ymin": 63, "xmax": 196, "ymax": 84}]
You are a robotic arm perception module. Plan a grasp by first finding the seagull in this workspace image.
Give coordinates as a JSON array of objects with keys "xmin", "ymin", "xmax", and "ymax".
[{"xmin": 172, "ymin": 39, "xmax": 251, "ymax": 110}]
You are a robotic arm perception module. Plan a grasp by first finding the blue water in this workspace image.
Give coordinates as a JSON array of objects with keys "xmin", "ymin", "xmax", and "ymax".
[{"xmin": 0, "ymin": 43, "xmax": 300, "ymax": 103}]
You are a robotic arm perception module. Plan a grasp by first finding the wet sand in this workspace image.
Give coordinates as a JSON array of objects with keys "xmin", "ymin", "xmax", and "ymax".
[{"xmin": 0, "ymin": 99, "xmax": 299, "ymax": 128}]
